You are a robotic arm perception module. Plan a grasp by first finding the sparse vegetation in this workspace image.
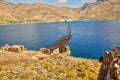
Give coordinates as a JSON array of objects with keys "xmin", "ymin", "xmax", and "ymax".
[{"xmin": 0, "ymin": 49, "xmax": 101, "ymax": 80}]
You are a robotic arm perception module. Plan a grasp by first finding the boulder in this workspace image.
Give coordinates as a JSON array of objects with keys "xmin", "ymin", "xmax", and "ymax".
[
  {"xmin": 1, "ymin": 44, "xmax": 10, "ymax": 51},
  {"xmin": 40, "ymin": 48, "xmax": 50, "ymax": 54},
  {"xmin": 32, "ymin": 54, "xmax": 48, "ymax": 60},
  {"xmin": 52, "ymin": 45, "xmax": 71, "ymax": 55},
  {"xmin": 98, "ymin": 46, "xmax": 120, "ymax": 80},
  {"xmin": 62, "ymin": 45, "xmax": 71, "ymax": 55},
  {"xmin": 53, "ymin": 48, "xmax": 60, "ymax": 54}
]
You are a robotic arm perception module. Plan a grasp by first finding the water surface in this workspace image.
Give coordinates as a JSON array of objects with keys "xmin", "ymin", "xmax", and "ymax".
[{"xmin": 0, "ymin": 20, "xmax": 120, "ymax": 59}]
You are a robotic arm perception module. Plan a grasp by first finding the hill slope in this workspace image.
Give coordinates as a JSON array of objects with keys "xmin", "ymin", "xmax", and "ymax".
[
  {"xmin": 78, "ymin": 0, "xmax": 120, "ymax": 19},
  {"xmin": 0, "ymin": 0, "xmax": 120, "ymax": 24},
  {"xmin": 0, "ymin": 0, "xmax": 77, "ymax": 23}
]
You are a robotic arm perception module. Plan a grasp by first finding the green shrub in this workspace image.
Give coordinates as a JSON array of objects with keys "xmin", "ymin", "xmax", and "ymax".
[
  {"xmin": 56, "ymin": 65, "xmax": 67, "ymax": 73},
  {"xmin": 36, "ymin": 75, "xmax": 48, "ymax": 80},
  {"xmin": 94, "ymin": 61, "xmax": 100, "ymax": 67},
  {"xmin": 89, "ymin": 76, "xmax": 97, "ymax": 80},
  {"xmin": 88, "ymin": 72, "xmax": 97, "ymax": 80},
  {"xmin": 66, "ymin": 71, "xmax": 74, "ymax": 78},
  {"xmin": 7, "ymin": 74, "xmax": 13, "ymax": 79},
  {"xmin": 0, "ymin": 65, "xmax": 3, "ymax": 71},
  {"xmin": 82, "ymin": 61, "xmax": 90, "ymax": 67},
  {"xmin": 20, "ymin": 73, "xmax": 30, "ymax": 79},
  {"xmin": 89, "ymin": 68, "xmax": 95, "ymax": 73},
  {"xmin": 60, "ymin": 77, "xmax": 70, "ymax": 80},
  {"xmin": 43, "ymin": 63, "xmax": 52, "ymax": 71},
  {"xmin": 77, "ymin": 68, "xmax": 86, "ymax": 78}
]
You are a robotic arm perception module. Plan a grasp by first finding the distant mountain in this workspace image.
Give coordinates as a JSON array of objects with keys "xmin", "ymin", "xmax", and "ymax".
[
  {"xmin": 0, "ymin": 0, "xmax": 120, "ymax": 24},
  {"xmin": 77, "ymin": 0, "xmax": 120, "ymax": 19},
  {"xmin": 97, "ymin": 0, "xmax": 120, "ymax": 2},
  {"xmin": 0, "ymin": 0, "xmax": 77, "ymax": 23}
]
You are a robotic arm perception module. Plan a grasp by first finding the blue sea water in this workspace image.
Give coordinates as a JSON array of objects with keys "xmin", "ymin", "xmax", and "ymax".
[{"xmin": 0, "ymin": 20, "xmax": 120, "ymax": 59}]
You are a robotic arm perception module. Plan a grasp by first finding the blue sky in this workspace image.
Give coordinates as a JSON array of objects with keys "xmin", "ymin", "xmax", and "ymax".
[{"xmin": 5, "ymin": 0, "xmax": 96, "ymax": 8}]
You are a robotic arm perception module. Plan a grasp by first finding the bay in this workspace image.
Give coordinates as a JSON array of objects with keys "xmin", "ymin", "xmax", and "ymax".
[{"xmin": 0, "ymin": 20, "xmax": 120, "ymax": 59}]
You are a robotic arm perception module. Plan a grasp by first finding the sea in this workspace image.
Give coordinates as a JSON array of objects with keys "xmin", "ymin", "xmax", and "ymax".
[{"xmin": 0, "ymin": 20, "xmax": 120, "ymax": 59}]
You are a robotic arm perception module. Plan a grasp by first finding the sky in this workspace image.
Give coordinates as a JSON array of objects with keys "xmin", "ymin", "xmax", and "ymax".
[{"xmin": 5, "ymin": 0, "xmax": 97, "ymax": 8}]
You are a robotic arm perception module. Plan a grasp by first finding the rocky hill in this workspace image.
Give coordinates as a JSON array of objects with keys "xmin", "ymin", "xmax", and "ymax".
[
  {"xmin": 0, "ymin": 0, "xmax": 77, "ymax": 24},
  {"xmin": 78, "ymin": 0, "xmax": 120, "ymax": 19},
  {"xmin": 0, "ymin": 0, "xmax": 120, "ymax": 24}
]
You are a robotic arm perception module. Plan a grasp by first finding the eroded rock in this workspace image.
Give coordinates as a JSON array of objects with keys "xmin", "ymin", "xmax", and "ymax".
[
  {"xmin": 98, "ymin": 46, "xmax": 120, "ymax": 80},
  {"xmin": 1, "ymin": 44, "xmax": 27, "ymax": 53},
  {"xmin": 52, "ymin": 45, "xmax": 71, "ymax": 55},
  {"xmin": 40, "ymin": 48, "xmax": 50, "ymax": 54}
]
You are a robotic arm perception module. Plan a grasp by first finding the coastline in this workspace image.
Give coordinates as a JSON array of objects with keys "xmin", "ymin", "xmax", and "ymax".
[
  {"xmin": 0, "ymin": 19, "xmax": 120, "ymax": 26},
  {"xmin": 0, "ymin": 20, "xmax": 75, "ymax": 26}
]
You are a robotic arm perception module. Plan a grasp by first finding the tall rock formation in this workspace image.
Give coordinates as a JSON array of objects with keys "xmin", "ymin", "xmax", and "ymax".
[{"xmin": 98, "ymin": 46, "xmax": 120, "ymax": 80}]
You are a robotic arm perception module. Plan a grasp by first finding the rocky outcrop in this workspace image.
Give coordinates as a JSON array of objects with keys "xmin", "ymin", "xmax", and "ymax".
[
  {"xmin": 1, "ymin": 44, "xmax": 27, "ymax": 53},
  {"xmin": 33, "ymin": 45, "xmax": 71, "ymax": 60},
  {"xmin": 52, "ymin": 45, "xmax": 70, "ymax": 55},
  {"xmin": 98, "ymin": 46, "xmax": 120, "ymax": 80},
  {"xmin": 1, "ymin": 44, "xmax": 71, "ymax": 61},
  {"xmin": 40, "ymin": 48, "xmax": 51, "ymax": 54}
]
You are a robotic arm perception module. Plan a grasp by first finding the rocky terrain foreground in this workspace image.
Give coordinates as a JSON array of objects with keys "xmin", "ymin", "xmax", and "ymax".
[
  {"xmin": 0, "ymin": 44, "xmax": 120, "ymax": 80},
  {"xmin": 0, "ymin": 0, "xmax": 120, "ymax": 24},
  {"xmin": 0, "ymin": 44, "xmax": 101, "ymax": 80}
]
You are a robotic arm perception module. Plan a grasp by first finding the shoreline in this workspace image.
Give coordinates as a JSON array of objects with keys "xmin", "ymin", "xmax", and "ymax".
[
  {"xmin": 0, "ymin": 20, "xmax": 75, "ymax": 26},
  {"xmin": 0, "ymin": 44, "xmax": 98, "ymax": 60},
  {"xmin": 0, "ymin": 19, "xmax": 120, "ymax": 26}
]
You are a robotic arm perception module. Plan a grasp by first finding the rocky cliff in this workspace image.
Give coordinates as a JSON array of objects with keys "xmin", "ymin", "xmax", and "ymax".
[
  {"xmin": 98, "ymin": 46, "xmax": 120, "ymax": 80},
  {"xmin": 0, "ymin": 0, "xmax": 120, "ymax": 24}
]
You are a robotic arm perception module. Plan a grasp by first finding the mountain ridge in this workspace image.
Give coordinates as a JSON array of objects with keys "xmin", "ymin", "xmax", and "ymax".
[{"xmin": 0, "ymin": 0, "xmax": 120, "ymax": 24}]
